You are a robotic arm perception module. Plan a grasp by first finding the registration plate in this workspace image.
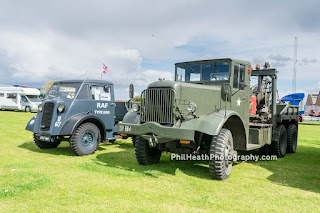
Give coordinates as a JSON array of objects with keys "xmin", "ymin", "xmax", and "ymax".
[
  {"xmin": 39, "ymin": 135, "xmax": 51, "ymax": 142},
  {"xmin": 119, "ymin": 125, "xmax": 132, "ymax": 132}
]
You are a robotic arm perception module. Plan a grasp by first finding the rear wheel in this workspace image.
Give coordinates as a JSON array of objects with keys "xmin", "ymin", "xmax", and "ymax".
[
  {"xmin": 70, "ymin": 123, "xmax": 100, "ymax": 156},
  {"xmin": 209, "ymin": 128, "xmax": 235, "ymax": 180},
  {"xmin": 259, "ymin": 145, "xmax": 270, "ymax": 156},
  {"xmin": 287, "ymin": 124, "xmax": 298, "ymax": 153},
  {"xmin": 135, "ymin": 136, "xmax": 161, "ymax": 165},
  {"xmin": 270, "ymin": 125, "xmax": 287, "ymax": 157},
  {"xmin": 34, "ymin": 134, "xmax": 60, "ymax": 149}
]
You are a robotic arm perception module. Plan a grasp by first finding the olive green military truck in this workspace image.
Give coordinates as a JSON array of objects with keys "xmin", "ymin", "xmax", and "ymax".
[{"xmin": 118, "ymin": 58, "xmax": 299, "ymax": 180}]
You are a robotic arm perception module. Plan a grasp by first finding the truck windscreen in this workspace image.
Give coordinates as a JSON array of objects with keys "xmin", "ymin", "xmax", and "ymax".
[
  {"xmin": 47, "ymin": 83, "xmax": 81, "ymax": 100},
  {"xmin": 176, "ymin": 62, "xmax": 230, "ymax": 82}
]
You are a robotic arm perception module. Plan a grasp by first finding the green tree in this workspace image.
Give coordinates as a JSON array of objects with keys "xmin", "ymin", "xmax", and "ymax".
[{"xmin": 131, "ymin": 96, "xmax": 141, "ymax": 102}]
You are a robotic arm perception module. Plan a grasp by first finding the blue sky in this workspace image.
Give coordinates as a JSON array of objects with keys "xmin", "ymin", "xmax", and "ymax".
[{"xmin": 0, "ymin": 0, "xmax": 319, "ymax": 100}]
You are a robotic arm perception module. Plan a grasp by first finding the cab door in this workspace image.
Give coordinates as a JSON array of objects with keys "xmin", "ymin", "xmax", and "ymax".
[
  {"xmin": 231, "ymin": 63, "xmax": 250, "ymax": 122},
  {"xmin": 89, "ymin": 84, "xmax": 115, "ymax": 130},
  {"xmin": 20, "ymin": 95, "xmax": 28, "ymax": 110}
]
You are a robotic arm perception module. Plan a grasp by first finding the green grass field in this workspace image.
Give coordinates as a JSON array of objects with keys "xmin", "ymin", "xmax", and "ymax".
[{"xmin": 0, "ymin": 111, "xmax": 319, "ymax": 212}]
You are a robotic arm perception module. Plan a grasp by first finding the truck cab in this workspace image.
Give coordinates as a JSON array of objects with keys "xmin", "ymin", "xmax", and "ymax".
[
  {"xmin": 119, "ymin": 58, "xmax": 298, "ymax": 180},
  {"xmin": 26, "ymin": 80, "xmax": 125, "ymax": 156}
]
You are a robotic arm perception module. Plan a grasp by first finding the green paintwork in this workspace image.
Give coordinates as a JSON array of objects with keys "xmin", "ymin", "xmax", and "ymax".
[
  {"xmin": 118, "ymin": 58, "xmax": 299, "ymax": 151},
  {"xmin": 249, "ymin": 128, "xmax": 272, "ymax": 146},
  {"xmin": 179, "ymin": 110, "xmax": 243, "ymax": 136},
  {"xmin": 118, "ymin": 122, "xmax": 194, "ymax": 141}
]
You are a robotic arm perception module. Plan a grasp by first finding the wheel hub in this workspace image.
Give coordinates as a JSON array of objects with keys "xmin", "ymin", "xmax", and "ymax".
[{"xmin": 81, "ymin": 132, "xmax": 95, "ymax": 149}]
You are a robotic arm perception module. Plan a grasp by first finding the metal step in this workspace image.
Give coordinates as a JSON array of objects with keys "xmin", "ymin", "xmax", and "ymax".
[{"xmin": 246, "ymin": 144, "xmax": 261, "ymax": 150}]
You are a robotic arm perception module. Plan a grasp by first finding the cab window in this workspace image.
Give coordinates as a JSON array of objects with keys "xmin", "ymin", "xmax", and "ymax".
[
  {"xmin": 239, "ymin": 65, "xmax": 245, "ymax": 90},
  {"xmin": 77, "ymin": 84, "xmax": 90, "ymax": 100},
  {"xmin": 21, "ymin": 95, "xmax": 28, "ymax": 103},
  {"xmin": 91, "ymin": 85, "xmax": 111, "ymax": 101},
  {"xmin": 233, "ymin": 65, "xmax": 239, "ymax": 89},
  {"xmin": 233, "ymin": 64, "xmax": 246, "ymax": 90},
  {"xmin": 177, "ymin": 64, "xmax": 201, "ymax": 82}
]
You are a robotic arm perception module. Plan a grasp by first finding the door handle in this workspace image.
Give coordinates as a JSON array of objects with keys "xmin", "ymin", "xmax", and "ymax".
[{"xmin": 111, "ymin": 103, "xmax": 115, "ymax": 106}]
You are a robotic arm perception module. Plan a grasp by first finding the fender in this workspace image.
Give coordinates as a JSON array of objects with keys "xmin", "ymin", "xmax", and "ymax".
[
  {"xmin": 180, "ymin": 110, "xmax": 242, "ymax": 135},
  {"xmin": 59, "ymin": 113, "xmax": 107, "ymax": 139},
  {"xmin": 25, "ymin": 116, "xmax": 36, "ymax": 132},
  {"xmin": 122, "ymin": 110, "xmax": 140, "ymax": 124},
  {"xmin": 180, "ymin": 110, "xmax": 247, "ymax": 150}
]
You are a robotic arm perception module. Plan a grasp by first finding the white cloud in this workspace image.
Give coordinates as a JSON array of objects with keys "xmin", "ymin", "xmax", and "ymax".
[{"xmin": 0, "ymin": 0, "xmax": 320, "ymax": 98}]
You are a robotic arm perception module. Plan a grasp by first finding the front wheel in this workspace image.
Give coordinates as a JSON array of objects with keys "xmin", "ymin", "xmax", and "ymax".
[
  {"xmin": 132, "ymin": 136, "xmax": 137, "ymax": 146},
  {"xmin": 25, "ymin": 106, "xmax": 31, "ymax": 112},
  {"xmin": 70, "ymin": 123, "xmax": 100, "ymax": 156},
  {"xmin": 135, "ymin": 136, "xmax": 162, "ymax": 165},
  {"xmin": 34, "ymin": 134, "xmax": 60, "ymax": 149},
  {"xmin": 209, "ymin": 128, "xmax": 235, "ymax": 180}
]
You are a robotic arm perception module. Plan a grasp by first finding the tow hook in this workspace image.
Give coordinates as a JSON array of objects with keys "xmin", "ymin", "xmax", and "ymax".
[{"xmin": 148, "ymin": 134, "xmax": 158, "ymax": 147}]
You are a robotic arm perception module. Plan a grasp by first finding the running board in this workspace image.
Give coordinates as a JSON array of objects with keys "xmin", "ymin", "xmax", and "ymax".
[{"xmin": 246, "ymin": 144, "xmax": 261, "ymax": 151}]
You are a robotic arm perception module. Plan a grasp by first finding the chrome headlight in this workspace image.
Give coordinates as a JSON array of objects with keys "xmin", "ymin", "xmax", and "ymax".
[
  {"xmin": 132, "ymin": 103, "xmax": 140, "ymax": 112},
  {"xmin": 58, "ymin": 105, "xmax": 65, "ymax": 113},
  {"xmin": 38, "ymin": 104, "xmax": 43, "ymax": 112},
  {"xmin": 187, "ymin": 102, "xmax": 197, "ymax": 113}
]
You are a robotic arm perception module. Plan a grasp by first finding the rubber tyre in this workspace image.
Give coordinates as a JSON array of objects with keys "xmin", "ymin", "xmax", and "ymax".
[
  {"xmin": 259, "ymin": 145, "xmax": 270, "ymax": 156},
  {"xmin": 34, "ymin": 134, "xmax": 60, "ymax": 149},
  {"xmin": 25, "ymin": 106, "xmax": 31, "ymax": 112},
  {"xmin": 135, "ymin": 136, "xmax": 161, "ymax": 165},
  {"xmin": 132, "ymin": 136, "xmax": 137, "ymax": 146},
  {"xmin": 209, "ymin": 128, "xmax": 234, "ymax": 180},
  {"xmin": 70, "ymin": 123, "xmax": 100, "ymax": 156},
  {"xmin": 287, "ymin": 124, "xmax": 298, "ymax": 153},
  {"xmin": 270, "ymin": 125, "xmax": 287, "ymax": 157}
]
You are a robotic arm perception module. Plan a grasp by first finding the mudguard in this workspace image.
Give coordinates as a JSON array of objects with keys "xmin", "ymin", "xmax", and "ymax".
[
  {"xmin": 180, "ymin": 110, "xmax": 243, "ymax": 136},
  {"xmin": 25, "ymin": 116, "xmax": 36, "ymax": 132},
  {"xmin": 59, "ymin": 113, "xmax": 107, "ymax": 137},
  {"xmin": 122, "ymin": 110, "xmax": 140, "ymax": 124}
]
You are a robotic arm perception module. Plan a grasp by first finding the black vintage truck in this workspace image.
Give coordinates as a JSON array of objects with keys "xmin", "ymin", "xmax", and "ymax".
[{"xmin": 26, "ymin": 80, "xmax": 131, "ymax": 156}]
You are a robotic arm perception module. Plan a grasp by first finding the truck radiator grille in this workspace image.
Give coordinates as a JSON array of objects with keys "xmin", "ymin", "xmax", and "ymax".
[
  {"xmin": 41, "ymin": 102, "xmax": 54, "ymax": 130},
  {"xmin": 141, "ymin": 88, "xmax": 175, "ymax": 124}
]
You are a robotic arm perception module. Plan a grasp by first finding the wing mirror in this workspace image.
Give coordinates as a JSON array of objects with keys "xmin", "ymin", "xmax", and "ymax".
[
  {"xmin": 221, "ymin": 84, "xmax": 231, "ymax": 101},
  {"xmin": 129, "ymin": 84, "xmax": 134, "ymax": 99}
]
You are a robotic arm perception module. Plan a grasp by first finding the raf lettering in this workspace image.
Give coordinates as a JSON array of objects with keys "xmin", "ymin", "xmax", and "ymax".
[{"xmin": 97, "ymin": 103, "xmax": 108, "ymax": 108}]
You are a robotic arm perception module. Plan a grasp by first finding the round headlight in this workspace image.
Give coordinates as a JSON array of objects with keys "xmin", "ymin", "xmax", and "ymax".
[
  {"xmin": 187, "ymin": 102, "xmax": 197, "ymax": 113},
  {"xmin": 58, "ymin": 105, "xmax": 65, "ymax": 113},
  {"xmin": 38, "ymin": 104, "xmax": 43, "ymax": 112},
  {"xmin": 132, "ymin": 104, "xmax": 140, "ymax": 112}
]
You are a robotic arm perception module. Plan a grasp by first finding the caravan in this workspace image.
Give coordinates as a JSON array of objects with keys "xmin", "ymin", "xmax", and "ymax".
[{"xmin": 0, "ymin": 87, "xmax": 41, "ymax": 112}]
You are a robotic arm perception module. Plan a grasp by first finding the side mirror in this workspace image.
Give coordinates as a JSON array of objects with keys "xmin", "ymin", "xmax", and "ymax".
[
  {"xmin": 129, "ymin": 84, "xmax": 134, "ymax": 99},
  {"xmin": 221, "ymin": 84, "xmax": 231, "ymax": 101},
  {"xmin": 104, "ymin": 85, "xmax": 110, "ymax": 93}
]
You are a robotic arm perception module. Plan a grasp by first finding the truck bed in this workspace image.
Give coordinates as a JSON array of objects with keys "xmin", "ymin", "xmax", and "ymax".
[{"xmin": 276, "ymin": 104, "xmax": 299, "ymax": 123}]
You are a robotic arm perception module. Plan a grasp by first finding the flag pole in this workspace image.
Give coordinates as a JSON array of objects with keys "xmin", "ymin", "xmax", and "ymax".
[{"xmin": 101, "ymin": 73, "xmax": 102, "ymax": 80}]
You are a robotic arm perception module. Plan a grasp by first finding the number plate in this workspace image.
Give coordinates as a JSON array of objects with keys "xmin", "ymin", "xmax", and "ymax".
[
  {"xmin": 119, "ymin": 125, "xmax": 132, "ymax": 132},
  {"xmin": 39, "ymin": 135, "xmax": 51, "ymax": 142}
]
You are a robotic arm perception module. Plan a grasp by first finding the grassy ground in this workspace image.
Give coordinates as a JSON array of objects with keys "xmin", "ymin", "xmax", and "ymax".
[{"xmin": 0, "ymin": 111, "xmax": 319, "ymax": 212}]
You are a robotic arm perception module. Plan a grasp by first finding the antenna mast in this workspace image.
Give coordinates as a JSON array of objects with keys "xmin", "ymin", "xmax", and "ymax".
[{"xmin": 292, "ymin": 37, "xmax": 298, "ymax": 93}]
